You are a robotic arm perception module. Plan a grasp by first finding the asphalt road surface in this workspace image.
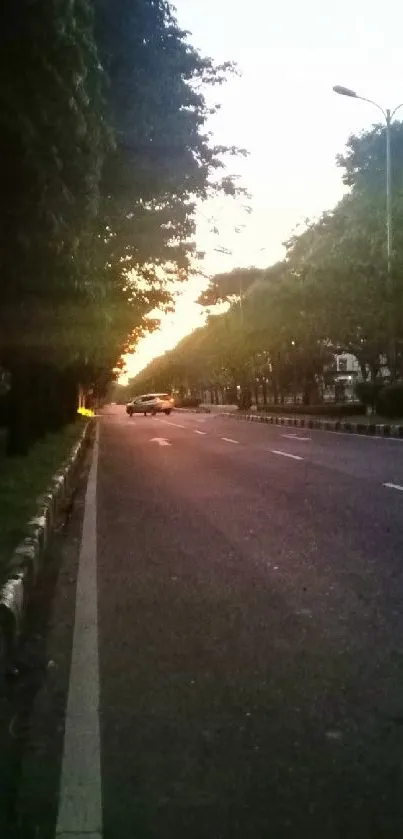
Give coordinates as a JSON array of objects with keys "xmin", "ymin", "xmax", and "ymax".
[{"xmin": 6, "ymin": 405, "xmax": 403, "ymax": 838}]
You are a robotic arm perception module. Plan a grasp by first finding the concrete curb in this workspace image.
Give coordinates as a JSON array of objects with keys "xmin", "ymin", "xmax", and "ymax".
[
  {"xmin": 177, "ymin": 405, "xmax": 239, "ymax": 415},
  {"xmin": 0, "ymin": 419, "xmax": 95, "ymax": 679},
  {"xmin": 222, "ymin": 412, "xmax": 403, "ymax": 439},
  {"xmin": 176, "ymin": 406, "xmax": 212, "ymax": 414}
]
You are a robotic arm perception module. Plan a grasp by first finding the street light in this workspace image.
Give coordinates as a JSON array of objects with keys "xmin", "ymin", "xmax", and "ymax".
[{"xmin": 333, "ymin": 84, "xmax": 403, "ymax": 377}]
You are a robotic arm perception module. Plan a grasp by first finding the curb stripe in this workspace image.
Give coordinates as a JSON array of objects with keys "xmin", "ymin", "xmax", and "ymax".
[{"xmin": 220, "ymin": 413, "xmax": 403, "ymax": 440}]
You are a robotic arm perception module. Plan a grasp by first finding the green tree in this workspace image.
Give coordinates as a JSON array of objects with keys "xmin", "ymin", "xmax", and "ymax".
[
  {"xmin": 197, "ymin": 267, "xmax": 265, "ymax": 307},
  {"xmin": 95, "ymin": 0, "xmax": 244, "ymax": 290},
  {"xmin": 0, "ymin": 0, "xmax": 109, "ymax": 453},
  {"xmin": 0, "ymin": 0, "xmax": 242, "ymax": 453}
]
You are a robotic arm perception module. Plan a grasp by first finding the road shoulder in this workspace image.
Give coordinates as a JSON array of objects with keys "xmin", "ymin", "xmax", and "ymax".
[{"xmin": 0, "ymin": 448, "xmax": 92, "ymax": 838}]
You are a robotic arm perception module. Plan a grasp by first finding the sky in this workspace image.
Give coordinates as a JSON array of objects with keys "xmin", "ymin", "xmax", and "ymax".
[{"xmin": 122, "ymin": 0, "xmax": 403, "ymax": 381}]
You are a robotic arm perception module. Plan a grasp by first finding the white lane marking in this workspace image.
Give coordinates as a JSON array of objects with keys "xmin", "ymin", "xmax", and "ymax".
[
  {"xmin": 194, "ymin": 429, "xmax": 207, "ymax": 435},
  {"xmin": 150, "ymin": 437, "xmax": 171, "ymax": 447},
  {"xmin": 282, "ymin": 434, "xmax": 311, "ymax": 442},
  {"xmin": 163, "ymin": 421, "xmax": 185, "ymax": 429},
  {"xmin": 383, "ymin": 482, "xmax": 403, "ymax": 492},
  {"xmin": 56, "ymin": 424, "xmax": 102, "ymax": 837},
  {"xmin": 270, "ymin": 449, "xmax": 304, "ymax": 461},
  {"xmin": 221, "ymin": 437, "xmax": 240, "ymax": 445}
]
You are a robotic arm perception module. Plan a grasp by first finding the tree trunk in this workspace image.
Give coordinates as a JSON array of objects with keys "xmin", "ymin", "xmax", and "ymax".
[
  {"xmin": 78, "ymin": 384, "xmax": 86, "ymax": 410},
  {"xmin": 239, "ymin": 383, "xmax": 252, "ymax": 410},
  {"xmin": 226, "ymin": 384, "xmax": 237, "ymax": 405}
]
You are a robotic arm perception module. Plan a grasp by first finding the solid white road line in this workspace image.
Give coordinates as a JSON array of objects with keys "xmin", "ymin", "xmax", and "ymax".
[
  {"xmin": 281, "ymin": 434, "xmax": 311, "ymax": 442},
  {"xmin": 270, "ymin": 449, "xmax": 304, "ymax": 461},
  {"xmin": 221, "ymin": 437, "xmax": 240, "ymax": 445},
  {"xmin": 194, "ymin": 429, "xmax": 207, "ymax": 435},
  {"xmin": 383, "ymin": 482, "xmax": 403, "ymax": 492},
  {"xmin": 56, "ymin": 425, "xmax": 102, "ymax": 837}
]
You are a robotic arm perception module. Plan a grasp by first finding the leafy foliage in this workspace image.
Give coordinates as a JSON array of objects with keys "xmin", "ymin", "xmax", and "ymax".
[
  {"xmin": 0, "ymin": 0, "xmax": 243, "ymax": 453},
  {"xmin": 197, "ymin": 267, "xmax": 265, "ymax": 306},
  {"xmin": 130, "ymin": 120, "xmax": 403, "ymax": 409}
]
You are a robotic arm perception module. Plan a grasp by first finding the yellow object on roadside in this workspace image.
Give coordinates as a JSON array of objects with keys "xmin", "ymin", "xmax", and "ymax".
[{"xmin": 77, "ymin": 407, "xmax": 95, "ymax": 417}]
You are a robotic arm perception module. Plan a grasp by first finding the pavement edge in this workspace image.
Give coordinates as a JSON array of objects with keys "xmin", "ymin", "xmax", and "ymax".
[
  {"xmin": 222, "ymin": 411, "xmax": 403, "ymax": 439},
  {"xmin": 0, "ymin": 418, "xmax": 96, "ymax": 681}
]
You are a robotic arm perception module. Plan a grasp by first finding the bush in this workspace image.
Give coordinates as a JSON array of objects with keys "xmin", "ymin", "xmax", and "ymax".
[
  {"xmin": 175, "ymin": 396, "xmax": 201, "ymax": 408},
  {"xmin": 377, "ymin": 382, "xmax": 403, "ymax": 418},
  {"xmin": 355, "ymin": 381, "xmax": 384, "ymax": 412},
  {"xmin": 255, "ymin": 402, "xmax": 365, "ymax": 417}
]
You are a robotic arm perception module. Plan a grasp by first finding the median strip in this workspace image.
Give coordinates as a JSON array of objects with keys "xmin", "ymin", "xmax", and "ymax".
[
  {"xmin": 271, "ymin": 450, "xmax": 304, "ymax": 461},
  {"xmin": 223, "ymin": 411, "xmax": 403, "ymax": 440}
]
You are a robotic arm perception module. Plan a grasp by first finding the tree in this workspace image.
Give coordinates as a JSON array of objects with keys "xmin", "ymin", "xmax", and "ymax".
[
  {"xmin": 0, "ymin": 0, "xmax": 109, "ymax": 453},
  {"xmin": 128, "ymin": 121, "xmax": 403, "ymax": 407},
  {"xmin": 0, "ymin": 0, "xmax": 243, "ymax": 453},
  {"xmin": 95, "ymin": 0, "xmax": 244, "ymax": 288},
  {"xmin": 197, "ymin": 267, "xmax": 265, "ymax": 307}
]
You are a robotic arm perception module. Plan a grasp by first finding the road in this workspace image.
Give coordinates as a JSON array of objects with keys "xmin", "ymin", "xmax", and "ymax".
[{"xmin": 7, "ymin": 405, "xmax": 403, "ymax": 838}]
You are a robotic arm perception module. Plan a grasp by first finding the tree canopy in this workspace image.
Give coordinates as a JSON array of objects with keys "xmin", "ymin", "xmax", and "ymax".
[
  {"xmin": 128, "ymin": 120, "xmax": 403, "ymax": 407},
  {"xmin": 0, "ymin": 0, "xmax": 242, "ymax": 453}
]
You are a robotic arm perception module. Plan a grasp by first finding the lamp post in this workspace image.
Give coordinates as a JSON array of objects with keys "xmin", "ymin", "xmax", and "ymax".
[{"xmin": 333, "ymin": 85, "xmax": 403, "ymax": 377}]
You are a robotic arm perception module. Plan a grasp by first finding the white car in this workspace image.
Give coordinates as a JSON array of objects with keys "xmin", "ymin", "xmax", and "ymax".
[{"xmin": 126, "ymin": 393, "xmax": 174, "ymax": 417}]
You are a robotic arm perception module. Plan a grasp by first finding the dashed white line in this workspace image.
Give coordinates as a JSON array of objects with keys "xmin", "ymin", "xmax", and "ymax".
[
  {"xmin": 221, "ymin": 437, "xmax": 240, "ymax": 445},
  {"xmin": 270, "ymin": 449, "xmax": 304, "ymax": 461},
  {"xmin": 194, "ymin": 429, "xmax": 207, "ymax": 435},
  {"xmin": 282, "ymin": 434, "xmax": 311, "ymax": 442},
  {"xmin": 383, "ymin": 482, "xmax": 403, "ymax": 492},
  {"xmin": 163, "ymin": 421, "xmax": 185, "ymax": 429}
]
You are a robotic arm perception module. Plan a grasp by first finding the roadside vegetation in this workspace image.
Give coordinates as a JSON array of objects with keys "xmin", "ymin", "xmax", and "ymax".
[
  {"xmin": 0, "ymin": 0, "xmax": 242, "ymax": 456},
  {"xmin": 123, "ymin": 121, "xmax": 403, "ymax": 418},
  {"xmin": 0, "ymin": 418, "xmax": 87, "ymax": 569}
]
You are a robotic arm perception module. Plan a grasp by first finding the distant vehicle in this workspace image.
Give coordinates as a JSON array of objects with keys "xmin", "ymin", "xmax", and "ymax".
[{"xmin": 126, "ymin": 393, "xmax": 174, "ymax": 417}]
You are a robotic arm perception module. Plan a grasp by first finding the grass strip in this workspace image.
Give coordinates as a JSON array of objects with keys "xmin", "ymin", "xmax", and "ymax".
[{"xmin": 0, "ymin": 417, "xmax": 87, "ymax": 570}]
